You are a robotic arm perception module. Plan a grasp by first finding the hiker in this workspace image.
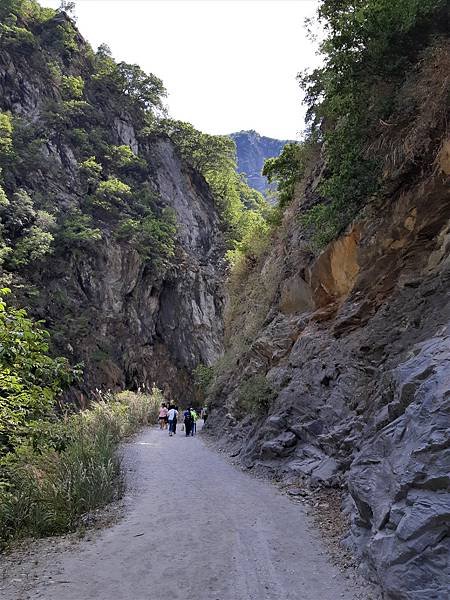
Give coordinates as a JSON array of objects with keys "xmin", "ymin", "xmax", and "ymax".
[
  {"xmin": 183, "ymin": 408, "xmax": 193, "ymax": 437},
  {"xmin": 173, "ymin": 405, "xmax": 179, "ymax": 434},
  {"xmin": 201, "ymin": 406, "xmax": 208, "ymax": 424},
  {"xmin": 167, "ymin": 405, "xmax": 178, "ymax": 436},
  {"xmin": 190, "ymin": 408, "xmax": 198, "ymax": 436},
  {"xmin": 158, "ymin": 403, "xmax": 168, "ymax": 429}
]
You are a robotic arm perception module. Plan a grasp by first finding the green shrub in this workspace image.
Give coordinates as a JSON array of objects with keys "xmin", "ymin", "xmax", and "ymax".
[
  {"xmin": 263, "ymin": 142, "xmax": 311, "ymax": 209},
  {"xmin": 0, "ymin": 23, "xmax": 36, "ymax": 51},
  {"xmin": 0, "ymin": 290, "xmax": 75, "ymax": 456},
  {"xmin": 237, "ymin": 374, "xmax": 275, "ymax": 416},
  {"xmin": 297, "ymin": 0, "xmax": 446, "ymax": 246},
  {"xmin": 0, "ymin": 184, "xmax": 8, "ymax": 207},
  {"xmin": 61, "ymin": 75, "xmax": 84, "ymax": 100},
  {"xmin": 7, "ymin": 225, "xmax": 53, "ymax": 268},
  {"xmin": 79, "ymin": 156, "xmax": 102, "ymax": 181},
  {"xmin": 115, "ymin": 209, "xmax": 176, "ymax": 270},
  {"xmin": 193, "ymin": 364, "xmax": 214, "ymax": 396},
  {"xmin": 0, "ymin": 0, "xmax": 55, "ymax": 22},
  {"xmin": 300, "ymin": 202, "xmax": 346, "ymax": 249},
  {"xmin": 0, "ymin": 112, "xmax": 13, "ymax": 164},
  {"xmin": 58, "ymin": 211, "xmax": 102, "ymax": 246},
  {"xmin": 105, "ymin": 145, "xmax": 146, "ymax": 175},
  {"xmin": 92, "ymin": 177, "xmax": 131, "ymax": 211}
]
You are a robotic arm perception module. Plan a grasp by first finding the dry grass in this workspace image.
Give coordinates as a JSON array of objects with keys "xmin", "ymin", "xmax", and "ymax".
[
  {"xmin": 371, "ymin": 38, "xmax": 450, "ymax": 180},
  {"xmin": 225, "ymin": 238, "xmax": 284, "ymax": 353},
  {"xmin": 0, "ymin": 388, "xmax": 164, "ymax": 547}
]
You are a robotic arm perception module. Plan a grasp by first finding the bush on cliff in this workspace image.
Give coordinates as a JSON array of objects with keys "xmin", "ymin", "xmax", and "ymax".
[{"xmin": 262, "ymin": 0, "xmax": 447, "ymax": 247}]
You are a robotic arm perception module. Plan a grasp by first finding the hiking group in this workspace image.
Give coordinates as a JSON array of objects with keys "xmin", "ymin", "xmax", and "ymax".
[{"xmin": 158, "ymin": 403, "xmax": 208, "ymax": 437}]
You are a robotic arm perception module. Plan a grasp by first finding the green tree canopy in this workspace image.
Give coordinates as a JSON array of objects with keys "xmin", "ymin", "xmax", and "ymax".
[{"xmin": 0, "ymin": 290, "xmax": 75, "ymax": 455}]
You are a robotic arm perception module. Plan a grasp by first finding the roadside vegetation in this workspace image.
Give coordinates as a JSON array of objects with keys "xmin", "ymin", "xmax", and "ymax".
[{"xmin": 0, "ymin": 288, "xmax": 162, "ymax": 547}]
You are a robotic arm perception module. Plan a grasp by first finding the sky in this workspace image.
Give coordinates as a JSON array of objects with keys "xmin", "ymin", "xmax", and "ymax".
[{"xmin": 40, "ymin": 0, "xmax": 321, "ymax": 140}]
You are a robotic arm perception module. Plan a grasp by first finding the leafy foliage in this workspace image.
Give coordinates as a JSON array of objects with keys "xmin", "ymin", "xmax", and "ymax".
[
  {"xmin": 237, "ymin": 374, "xmax": 275, "ymax": 416},
  {"xmin": 61, "ymin": 75, "xmax": 84, "ymax": 100},
  {"xmin": 263, "ymin": 142, "xmax": 312, "ymax": 209},
  {"xmin": 0, "ymin": 189, "xmax": 55, "ymax": 270},
  {"xmin": 0, "ymin": 290, "xmax": 75, "ymax": 456},
  {"xmin": 91, "ymin": 47, "xmax": 166, "ymax": 121},
  {"xmin": 116, "ymin": 210, "xmax": 176, "ymax": 269},
  {"xmin": 297, "ymin": 0, "xmax": 446, "ymax": 246},
  {"xmin": 0, "ymin": 113, "xmax": 13, "ymax": 162},
  {"xmin": 92, "ymin": 177, "xmax": 131, "ymax": 210},
  {"xmin": 193, "ymin": 364, "xmax": 214, "ymax": 394},
  {"xmin": 161, "ymin": 119, "xmax": 272, "ymax": 262},
  {"xmin": 57, "ymin": 211, "xmax": 102, "ymax": 246},
  {"xmin": 79, "ymin": 156, "xmax": 102, "ymax": 181}
]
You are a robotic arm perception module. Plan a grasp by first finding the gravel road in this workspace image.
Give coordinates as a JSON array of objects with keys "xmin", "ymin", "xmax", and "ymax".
[{"xmin": 1, "ymin": 425, "xmax": 375, "ymax": 600}]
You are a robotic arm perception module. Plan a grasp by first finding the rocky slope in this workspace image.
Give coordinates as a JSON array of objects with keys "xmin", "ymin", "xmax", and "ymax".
[
  {"xmin": 0, "ymin": 10, "xmax": 224, "ymax": 402},
  {"xmin": 209, "ymin": 44, "xmax": 450, "ymax": 599},
  {"xmin": 230, "ymin": 130, "xmax": 290, "ymax": 195}
]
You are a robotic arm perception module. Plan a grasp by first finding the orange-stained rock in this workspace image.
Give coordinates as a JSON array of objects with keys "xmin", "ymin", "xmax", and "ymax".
[
  {"xmin": 438, "ymin": 138, "xmax": 450, "ymax": 175},
  {"xmin": 309, "ymin": 225, "xmax": 361, "ymax": 307}
]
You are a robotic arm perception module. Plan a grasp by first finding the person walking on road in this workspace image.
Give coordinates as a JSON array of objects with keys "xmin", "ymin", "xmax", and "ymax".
[
  {"xmin": 183, "ymin": 408, "xmax": 193, "ymax": 437},
  {"xmin": 201, "ymin": 406, "xmax": 208, "ymax": 424},
  {"xmin": 167, "ymin": 405, "xmax": 178, "ymax": 436},
  {"xmin": 190, "ymin": 408, "xmax": 198, "ymax": 436},
  {"xmin": 158, "ymin": 403, "xmax": 168, "ymax": 429},
  {"xmin": 173, "ymin": 405, "xmax": 179, "ymax": 434}
]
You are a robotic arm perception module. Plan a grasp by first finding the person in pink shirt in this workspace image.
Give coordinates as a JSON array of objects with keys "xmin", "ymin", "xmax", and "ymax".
[{"xmin": 158, "ymin": 403, "xmax": 168, "ymax": 429}]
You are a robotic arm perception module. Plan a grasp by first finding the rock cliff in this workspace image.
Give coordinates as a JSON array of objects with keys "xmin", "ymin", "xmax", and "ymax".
[
  {"xmin": 209, "ymin": 44, "xmax": 450, "ymax": 599},
  {"xmin": 0, "ymin": 10, "xmax": 225, "ymax": 402}
]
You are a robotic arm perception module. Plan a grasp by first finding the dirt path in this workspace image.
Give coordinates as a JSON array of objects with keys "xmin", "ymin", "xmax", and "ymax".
[{"xmin": 1, "ymin": 425, "xmax": 375, "ymax": 600}]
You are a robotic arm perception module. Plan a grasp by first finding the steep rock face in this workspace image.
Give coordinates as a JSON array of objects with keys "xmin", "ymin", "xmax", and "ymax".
[
  {"xmin": 0, "ymin": 14, "xmax": 225, "ymax": 402},
  {"xmin": 230, "ymin": 130, "xmax": 291, "ymax": 195},
  {"xmin": 211, "ymin": 112, "xmax": 450, "ymax": 600},
  {"xmin": 29, "ymin": 137, "xmax": 224, "ymax": 402}
]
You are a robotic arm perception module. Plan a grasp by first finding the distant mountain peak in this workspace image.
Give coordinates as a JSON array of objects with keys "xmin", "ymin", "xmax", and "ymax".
[{"xmin": 229, "ymin": 130, "xmax": 292, "ymax": 196}]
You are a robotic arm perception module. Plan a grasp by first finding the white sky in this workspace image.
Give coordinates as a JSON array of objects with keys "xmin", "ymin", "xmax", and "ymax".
[{"xmin": 40, "ymin": 0, "xmax": 320, "ymax": 140}]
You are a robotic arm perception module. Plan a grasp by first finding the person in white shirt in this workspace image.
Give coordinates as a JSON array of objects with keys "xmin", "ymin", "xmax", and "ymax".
[{"xmin": 167, "ymin": 405, "xmax": 178, "ymax": 437}]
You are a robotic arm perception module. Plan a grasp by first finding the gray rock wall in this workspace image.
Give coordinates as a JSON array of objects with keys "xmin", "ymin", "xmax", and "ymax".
[
  {"xmin": 0, "ymin": 28, "xmax": 225, "ymax": 403},
  {"xmin": 209, "ymin": 138, "xmax": 450, "ymax": 597}
]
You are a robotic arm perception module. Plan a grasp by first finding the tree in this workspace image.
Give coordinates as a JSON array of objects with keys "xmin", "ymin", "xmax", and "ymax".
[
  {"xmin": 0, "ymin": 189, "xmax": 35, "ymax": 238},
  {"xmin": 162, "ymin": 120, "xmax": 235, "ymax": 173},
  {"xmin": 0, "ymin": 113, "xmax": 13, "ymax": 170},
  {"xmin": 7, "ymin": 226, "xmax": 53, "ymax": 268},
  {"xmin": 263, "ymin": 142, "xmax": 309, "ymax": 208},
  {"xmin": 0, "ymin": 289, "xmax": 74, "ymax": 455},
  {"xmin": 57, "ymin": 1, "xmax": 76, "ymax": 17},
  {"xmin": 117, "ymin": 62, "xmax": 166, "ymax": 113}
]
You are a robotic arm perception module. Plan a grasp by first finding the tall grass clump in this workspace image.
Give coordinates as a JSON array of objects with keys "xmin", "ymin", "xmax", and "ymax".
[{"xmin": 0, "ymin": 387, "xmax": 163, "ymax": 547}]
